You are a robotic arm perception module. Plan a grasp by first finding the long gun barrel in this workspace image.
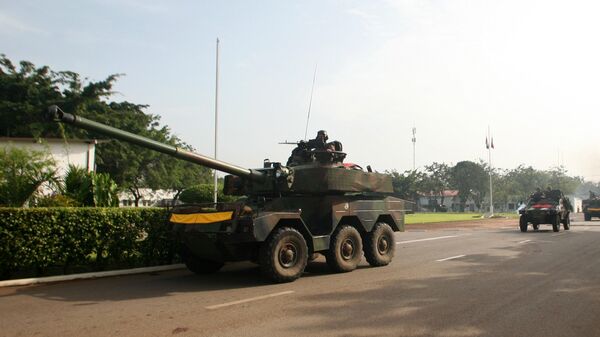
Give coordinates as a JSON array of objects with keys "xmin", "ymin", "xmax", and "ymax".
[{"xmin": 47, "ymin": 105, "xmax": 265, "ymax": 181}]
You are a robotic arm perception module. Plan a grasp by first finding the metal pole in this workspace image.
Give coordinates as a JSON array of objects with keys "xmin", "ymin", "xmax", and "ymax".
[
  {"xmin": 213, "ymin": 38, "xmax": 220, "ymax": 204},
  {"xmin": 488, "ymin": 126, "xmax": 494, "ymax": 216},
  {"xmin": 411, "ymin": 127, "xmax": 416, "ymax": 170}
]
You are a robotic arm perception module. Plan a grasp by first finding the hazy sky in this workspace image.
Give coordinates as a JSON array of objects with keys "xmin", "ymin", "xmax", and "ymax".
[{"xmin": 3, "ymin": 0, "xmax": 600, "ymax": 181}]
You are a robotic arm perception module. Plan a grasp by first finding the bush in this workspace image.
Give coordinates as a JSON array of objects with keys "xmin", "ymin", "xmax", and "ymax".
[
  {"xmin": 179, "ymin": 183, "xmax": 237, "ymax": 203},
  {"xmin": 0, "ymin": 207, "xmax": 175, "ymax": 280}
]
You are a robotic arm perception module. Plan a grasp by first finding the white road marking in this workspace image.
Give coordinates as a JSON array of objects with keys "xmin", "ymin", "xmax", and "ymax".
[
  {"xmin": 518, "ymin": 240, "xmax": 531, "ymax": 244},
  {"xmin": 436, "ymin": 255, "xmax": 466, "ymax": 262},
  {"xmin": 397, "ymin": 235, "xmax": 461, "ymax": 244},
  {"xmin": 205, "ymin": 291, "xmax": 294, "ymax": 310}
]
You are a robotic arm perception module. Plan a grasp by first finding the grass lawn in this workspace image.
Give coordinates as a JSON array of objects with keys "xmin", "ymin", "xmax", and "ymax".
[{"xmin": 405, "ymin": 212, "xmax": 518, "ymax": 224}]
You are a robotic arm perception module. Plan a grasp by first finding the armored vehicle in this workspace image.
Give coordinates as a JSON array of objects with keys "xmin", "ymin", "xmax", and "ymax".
[
  {"xmin": 48, "ymin": 106, "xmax": 408, "ymax": 283},
  {"xmin": 582, "ymin": 192, "xmax": 600, "ymax": 221},
  {"xmin": 519, "ymin": 189, "xmax": 572, "ymax": 232}
]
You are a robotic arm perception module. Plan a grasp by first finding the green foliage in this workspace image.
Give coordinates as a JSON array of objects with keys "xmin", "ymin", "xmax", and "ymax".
[
  {"xmin": 0, "ymin": 54, "xmax": 212, "ymax": 204},
  {"xmin": 179, "ymin": 183, "xmax": 237, "ymax": 204},
  {"xmin": 0, "ymin": 146, "xmax": 58, "ymax": 207},
  {"xmin": 0, "ymin": 207, "xmax": 174, "ymax": 279},
  {"xmin": 35, "ymin": 195, "xmax": 80, "ymax": 207},
  {"xmin": 388, "ymin": 170, "xmax": 427, "ymax": 201},
  {"xmin": 61, "ymin": 165, "xmax": 119, "ymax": 207},
  {"xmin": 451, "ymin": 161, "xmax": 488, "ymax": 211}
]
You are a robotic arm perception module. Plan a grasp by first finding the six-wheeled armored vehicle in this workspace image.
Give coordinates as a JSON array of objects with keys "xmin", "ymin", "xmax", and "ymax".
[
  {"xmin": 48, "ymin": 106, "xmax": 409, "ymax": 283},
  {"xmin": 519, "ymin": 189, "xmax": 572, "ymax": 232}
]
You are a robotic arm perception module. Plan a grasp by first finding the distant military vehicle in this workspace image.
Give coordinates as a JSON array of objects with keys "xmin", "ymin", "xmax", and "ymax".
[
  {"xmin": 582, "ymin": 192, "xmax": 600, "ymax": 221},
  {"xmin": 519, "ymin": 189, "xmax": 572, "ymax": 232},
  {"xmin": 48, "ymin": 106, "xmax": 409, "ymax": 283}
]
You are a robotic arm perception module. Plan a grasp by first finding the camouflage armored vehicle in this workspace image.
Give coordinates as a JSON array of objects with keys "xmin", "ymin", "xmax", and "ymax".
[
  {"xmin": 519, "ymin": 189, "xmax": 572, "ymax": 232},
  {"xmin": 48, "ymin": 106, "xmax": 408, "ymax": 283},
  {"xmin": 582, "ymin": 192, "xmax": 600, "ymax": 221}
]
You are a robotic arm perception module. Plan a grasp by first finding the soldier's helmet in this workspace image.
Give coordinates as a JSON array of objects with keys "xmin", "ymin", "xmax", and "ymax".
[{"xmin": 317, "ymin": 130, "xmax": 328, "ymax": 141}]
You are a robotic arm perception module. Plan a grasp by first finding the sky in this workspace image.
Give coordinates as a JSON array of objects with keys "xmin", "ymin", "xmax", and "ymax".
[{"xmin": 3, "ymin": 0, "xmax": 600, "ymax": 181}]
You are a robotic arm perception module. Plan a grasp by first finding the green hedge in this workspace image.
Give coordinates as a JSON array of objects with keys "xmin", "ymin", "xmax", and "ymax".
[{"xmin": 0, "ymin": 207, "xmax": 176, "ymax": 280}]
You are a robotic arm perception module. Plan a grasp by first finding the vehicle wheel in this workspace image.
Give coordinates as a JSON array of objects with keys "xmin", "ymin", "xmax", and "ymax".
[
  {"xmin": 533, "ymin": 224, "xmax": 539, "ymax": 230},
  {"xmin": 259, "ymin": 227, "xmax": 308, "ymax": 283},
  {"xmin": 363, "ymin": 222, "xmax": 395, "ymax": 267},
  {"xmin": 519, "ymin": 216, "xmax": 528, "ymax": 232},
  {"xmin": 552, "ymin": 215, "xmax": 561, "ymax": 232},
  {"xmin": 181, "ymin": 247, "xmax": 224, "ymax": 275},
  {"xmin": 584, "ymin": 213, "xmax": 591, "ymax": 221},
  {"xmin": 563, "ymin": 216, "xmax": 571, "ymax": 230},
  {"xmin": 326, "ymin": 225, "xmax": 363, "ymax": 273}
]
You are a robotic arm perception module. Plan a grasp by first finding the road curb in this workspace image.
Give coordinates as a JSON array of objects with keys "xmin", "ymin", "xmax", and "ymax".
[{"xmin": 0, "ymin": 264, "xmax": 186, "ymax": 287}]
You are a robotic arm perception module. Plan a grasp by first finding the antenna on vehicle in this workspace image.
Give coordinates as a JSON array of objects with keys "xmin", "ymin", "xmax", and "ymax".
[{"xmin": 304, "ymin": 63, "xmax": 318, "ymax": 141}]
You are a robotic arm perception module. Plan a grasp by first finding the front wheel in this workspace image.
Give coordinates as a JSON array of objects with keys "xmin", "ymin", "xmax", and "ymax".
[
  {"xmin": 363, "ymin": 222, "xmax": 396, "ymax": 267},
  {"xmin": 259, "ymin": 227, "xmax": 308, "ymax": 283},
  {"xmin": 326, "ymin": 225, "xmax": 363, "ymax": 273},
  {"xmin": 552, "ymin": 215, "xmax": 561, "ymax": 232},
  {"xmin": 519, "ymin": 216, "xmax": 528, "ymax": 232}
]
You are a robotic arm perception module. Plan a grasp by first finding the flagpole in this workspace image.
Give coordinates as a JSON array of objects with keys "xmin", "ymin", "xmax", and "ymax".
[{"xmin": 488, "ymin": 126, "xmax": 494, "ymax": 216}]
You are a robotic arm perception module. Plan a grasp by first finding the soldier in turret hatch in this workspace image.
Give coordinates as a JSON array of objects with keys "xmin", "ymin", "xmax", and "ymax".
[
  {"xmin": 305, "ymin": 130, "xmax": 328, "ymax": 150},
  {"xmin": 287, "ymin": 130, "xmax": 330, "ymax": 166}
]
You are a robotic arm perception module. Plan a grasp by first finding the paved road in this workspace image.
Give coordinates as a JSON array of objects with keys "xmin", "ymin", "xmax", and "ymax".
[{"xmin": 3, "ymin": 216, "xmax": 600, "ymax": 337}]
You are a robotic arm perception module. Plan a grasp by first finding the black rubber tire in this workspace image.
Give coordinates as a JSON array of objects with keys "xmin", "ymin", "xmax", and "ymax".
[
  {"xmin": 519, "ymin": 216, "xmax": 528, "ymax": 232},
  {"xmin": 584, "ymin": 213, "xmax": 591, "ymax": 221},
  {"xmin": 259, "ymin": 227, "xmax": 308, "ymax": 283},
  {"xmin": 552, "ymin": 215, "xmax": 560, "ymax": 232},
  {"xmin": 533, "ymin": 224, "xmax": 539, "ymax": 230},
  {"xmin": 363, "ymin": 222, "xmax": 395, "ymax": 267},
  {"xmin": 181, "ymin": 247, "xmax": 224, "ymax": 275},
  {"xmin": 563, "ymin": 215, "xmax": 571, "ymax": 230},
  {"xmin": 326, "ymin": 225, "xmax": 363, "ymax": 273}
]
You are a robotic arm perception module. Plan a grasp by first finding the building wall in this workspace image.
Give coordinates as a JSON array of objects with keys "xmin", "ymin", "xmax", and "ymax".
[{"xmin": 0, "ymin": 138, "xmax": 96, "ymax": 177}]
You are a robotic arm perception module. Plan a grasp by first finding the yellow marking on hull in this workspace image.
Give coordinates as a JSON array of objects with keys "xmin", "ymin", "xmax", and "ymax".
[
  {"xmin": 170, "ymin": 211, "xmax": 233, "ymax": 224},
  {"xmin": 588, "ymin": 208, "xmax": 600, "ymax": 212}
]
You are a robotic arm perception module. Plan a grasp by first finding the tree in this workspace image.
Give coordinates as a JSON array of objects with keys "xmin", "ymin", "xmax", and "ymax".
[
  {"xmin": 389, "ymin": 169, "xmax": 427, "ymax": 210},
  {"xmin": 0, "ymin": 147, "xmax": 58, "ymax": 207},
  {"xmin": 0, "ymin": 54, "xmax": 212, "ymax": 205},
  {"xmin": 423, "ymin": 162, "xmax": 451, "ymax": 207},
  {"xmin": 450, "ymin": 161, "xmax": 488, "ymax": 211}
]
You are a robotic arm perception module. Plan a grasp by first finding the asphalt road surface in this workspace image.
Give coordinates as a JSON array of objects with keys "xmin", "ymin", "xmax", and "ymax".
[{"xmin": 3, "ymin": 215, "xmax": 600, "ymax": 337}]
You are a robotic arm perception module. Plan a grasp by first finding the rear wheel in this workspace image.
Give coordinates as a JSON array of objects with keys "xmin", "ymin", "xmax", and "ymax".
[
  {"xmin": 519, "ymin": 216, "xmax": 528, "ymax": 232},
  {"xmin": 326, "ymin": 225, "xmax": 363, "ymax": 273},
  {"xmin": 563, "ymin": 215, "xmax": 571, "ymax": 230},
  {"xmin": 259, "ymin": 227, "xmax": 308, "ymax": 283},
  {"xmin": 181, "ymin": 247, "xmax": 224, "ymax": 275},
  {"xmin": 552, "ymin": 215, "xmax": 561, "ymax": 232},
  {"xmin": 363, "ymin": 222, "xmax": 395, "ymax": 267}
]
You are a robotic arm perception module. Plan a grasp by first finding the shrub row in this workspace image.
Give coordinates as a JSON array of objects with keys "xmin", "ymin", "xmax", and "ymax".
[{"xmin": 0, "ymin": 207, "xmax": 176, "ymax": 280}]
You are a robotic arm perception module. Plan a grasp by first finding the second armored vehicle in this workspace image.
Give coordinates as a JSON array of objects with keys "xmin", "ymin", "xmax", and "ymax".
[
  {"xmin": 582, "ymin": 192, "xmax": 600, "ymax": 221},
  {"xmin": 519, "ymin": 189, "xmax": 572, "ymax": 232},
  {"xmin": 48, "ymin": 106, "xmax": 409, "ymax": 283}
]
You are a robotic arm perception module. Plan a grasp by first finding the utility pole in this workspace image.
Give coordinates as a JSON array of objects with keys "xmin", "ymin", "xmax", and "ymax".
[
  {"xmin": 213, "ymin": 38, "xmax": 220, "ymax": 204},
  {"xmin": 411, "ymin": 127, "xmax": 416, "ymax": 170}
]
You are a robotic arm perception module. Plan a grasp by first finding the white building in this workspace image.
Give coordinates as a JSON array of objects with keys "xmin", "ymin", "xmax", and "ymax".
[
  {"xmin": 118, "ymin": 188, "xmax": 178, "ymax": 207},
  {"xmin": 0, "ymin": 137, "xmax": 97, "ymax": 177}
]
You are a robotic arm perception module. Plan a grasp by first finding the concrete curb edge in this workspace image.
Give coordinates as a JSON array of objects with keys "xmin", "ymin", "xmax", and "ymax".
[{"xmin": 0, "ymin": 264, "xmax": 186, "ymax": 287}]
